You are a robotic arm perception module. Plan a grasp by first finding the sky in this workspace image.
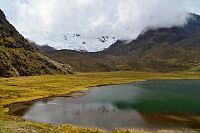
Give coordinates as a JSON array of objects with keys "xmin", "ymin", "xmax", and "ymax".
[{"xmin": 0, "ymin": 0, "xmax": 200, "ymax": 42}]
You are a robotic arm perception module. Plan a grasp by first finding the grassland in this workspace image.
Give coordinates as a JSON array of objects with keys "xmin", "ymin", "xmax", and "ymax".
[{"xmin": 0, "ymin": 71, "xmax": 200, "ymax": 133}]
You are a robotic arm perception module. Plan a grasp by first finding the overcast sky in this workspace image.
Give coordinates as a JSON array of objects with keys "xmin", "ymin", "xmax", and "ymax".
[{"xmin": 0, "ymin": 0, "xmax": 200, "ymax": 40}]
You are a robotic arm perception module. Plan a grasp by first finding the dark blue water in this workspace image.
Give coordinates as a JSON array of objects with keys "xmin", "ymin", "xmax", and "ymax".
[{"xmin": 9, "ymin": 79, "xmax": 200, "ymax": 130}]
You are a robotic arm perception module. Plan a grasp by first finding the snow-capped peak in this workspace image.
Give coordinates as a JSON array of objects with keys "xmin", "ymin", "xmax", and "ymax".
[{"xmin": 25, "ymin": 33, "xmax": 118, "ymax": 52}]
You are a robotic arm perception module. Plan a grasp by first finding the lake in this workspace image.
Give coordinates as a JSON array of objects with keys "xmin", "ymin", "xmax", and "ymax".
[{"xmin": 7, "ymin": 79, "xmax": 200, "ymax": 130}]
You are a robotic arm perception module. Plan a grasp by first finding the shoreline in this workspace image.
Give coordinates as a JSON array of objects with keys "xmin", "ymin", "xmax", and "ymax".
[
  {"xmin": 5, "ymin": 78, "xmax": 200, "ymax": 132},
  {"xmin": 5, "ymin": 77, "xmax": 200, "ymax": 106},
  {"xmin": 6, "ymin": 77, "xmax": 200, "ymax": 109},
  {"xmin": 1, "ymin": 71, "xmax": 200, "ymax": 132}
]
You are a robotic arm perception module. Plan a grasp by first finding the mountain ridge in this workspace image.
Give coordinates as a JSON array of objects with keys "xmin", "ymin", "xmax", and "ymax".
[{"xmin": 45, "ymin": 13, "xmax": 200, "ymax": 72}]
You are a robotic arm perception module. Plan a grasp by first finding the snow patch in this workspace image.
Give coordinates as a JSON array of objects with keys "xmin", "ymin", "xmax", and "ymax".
[{"xmin": 25, "ymin": 33, "xmax": 117, "ymax": 52}]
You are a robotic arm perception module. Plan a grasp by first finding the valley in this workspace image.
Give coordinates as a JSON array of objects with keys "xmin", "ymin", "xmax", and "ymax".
[{"xmin": 0, "ymin": 2, "xmax": 200, "ymax": 132}]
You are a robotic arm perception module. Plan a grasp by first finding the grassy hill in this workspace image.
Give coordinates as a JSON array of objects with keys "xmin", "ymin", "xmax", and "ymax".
[
  {"xmin": 46, "ymin": 13, "xmax": 200, "ymax": 72},
  {"xmin": 0, "ymin": 9, "xmax": 71, "ymax": 77}
]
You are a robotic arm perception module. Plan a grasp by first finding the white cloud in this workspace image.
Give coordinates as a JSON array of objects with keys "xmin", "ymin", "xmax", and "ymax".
[{"xmin": 0, "ymin": 0, "xmax": 200, "ymax": 41}]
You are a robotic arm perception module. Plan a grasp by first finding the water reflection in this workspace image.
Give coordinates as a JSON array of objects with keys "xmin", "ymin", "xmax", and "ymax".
[
  {"xmin": 23, "ymin": 101, "xmax": 146, "ymax": 129},
  {"xmin": 8, "ymin": 79, "xmax": 200, "ymax": 130}
]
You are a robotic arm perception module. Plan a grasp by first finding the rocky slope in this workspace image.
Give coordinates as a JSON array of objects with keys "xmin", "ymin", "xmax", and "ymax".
[
  {"xmin": 46, "ymin": 13, "xmax": 200, "ymax": 72},
  {"xmin": 0, "ymin": 9, "xmax": 71, "ymax": 77}
]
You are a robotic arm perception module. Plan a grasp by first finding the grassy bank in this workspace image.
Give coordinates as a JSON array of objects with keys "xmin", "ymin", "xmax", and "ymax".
[{"xmin": 0, "ymin": 71, "xmax": 200, "ymax": 133}]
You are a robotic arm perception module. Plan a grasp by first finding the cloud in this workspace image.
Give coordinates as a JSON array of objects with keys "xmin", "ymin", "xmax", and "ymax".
[{"xmin": 0, "ymin": 0, "xmax": 200, "ymax": 40}]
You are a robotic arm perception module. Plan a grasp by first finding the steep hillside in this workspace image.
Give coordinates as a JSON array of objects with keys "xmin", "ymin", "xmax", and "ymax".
[
  {"xmin": 0, "ymin": 9, "xmax": 71, "ymax": 77},
  {"xmin": 46, "ymin": 13, "xmax": 200, "ymax": 72}
]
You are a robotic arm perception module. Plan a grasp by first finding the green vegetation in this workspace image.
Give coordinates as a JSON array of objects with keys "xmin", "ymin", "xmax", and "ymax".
[
  {"xmin": 0, "ymin": 9, "xmax": 71, "ymax": 77},
  {"xmin": 0, "ymin": 46, "xmax": 71, "ymax": 77},
  {"xmin": 0, "ymin": 71, "xmax": 200, "ymax": 133}
]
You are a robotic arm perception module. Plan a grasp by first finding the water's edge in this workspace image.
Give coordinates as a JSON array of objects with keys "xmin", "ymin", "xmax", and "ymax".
[
  {"xmin": 5, "ymin": 78, "xmax": 200, "ymax": 131},
  {"xmin": 5, "ymin": 78, "xmax": 200, "ymax": 108}
]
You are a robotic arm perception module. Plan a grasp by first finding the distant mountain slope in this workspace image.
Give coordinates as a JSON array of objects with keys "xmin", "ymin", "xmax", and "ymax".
[
  {"xmin": 31, "ymin": 43, "xmax": 56, "ymax": 52},
  {"xmin": 46, "ymin": 13, "xmax": 200, "ymax": 72},
  {"xmin": 103, "ymin": 13, "xmax": 200, "ymax": 71},
  {"xmin": 45, "ymin": 49, "xmax": 130, "ymax": 72},
  {"xmin": 0, "ymin": 9, "xmax": 71, "ymax": 77},
  {"xmin": 105, "ymin": 13, "xmax": 200, "ymax": 54}
]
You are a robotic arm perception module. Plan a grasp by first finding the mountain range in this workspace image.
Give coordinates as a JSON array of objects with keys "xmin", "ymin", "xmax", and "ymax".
[
  {"xmin": 44, "ymin": 13, "xmax": 200, "ymax": 72},
  {"xmin": 1, "ymin": 9, "xmax": 200, "ymax": 77}
]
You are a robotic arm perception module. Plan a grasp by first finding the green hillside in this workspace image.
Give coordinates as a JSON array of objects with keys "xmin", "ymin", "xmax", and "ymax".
[{"xmin": 0, "ymin": 9, "xmax": 71, "ymax": 77}]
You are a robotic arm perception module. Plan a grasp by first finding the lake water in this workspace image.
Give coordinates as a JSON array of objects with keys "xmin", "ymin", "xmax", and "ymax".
[{"xmin": 8, "ymin": 79, "xmax": 200, "ymax": 130}]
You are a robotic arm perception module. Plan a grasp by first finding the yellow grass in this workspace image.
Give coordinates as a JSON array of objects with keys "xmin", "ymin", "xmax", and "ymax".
[{"xmin": 0, "ymin": 71, "xmax": 200, "ymax": 133}]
